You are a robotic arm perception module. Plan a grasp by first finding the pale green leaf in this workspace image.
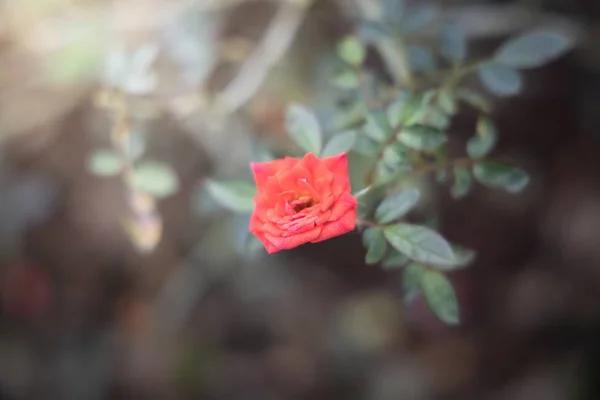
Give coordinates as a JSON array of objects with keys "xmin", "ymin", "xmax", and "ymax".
[
  {"xmin": 407, "ymin": 45, "xmax": 436, "ymax": 72},
  {"xmin": 363, "ymin": 227, "xmax": 387, "ymax": 264},
  {"xmin": 437, "ymin": 90, "xmax": 457, "ymax": 115},
  {"xmin": 322, "ymin": 130, "xmax": 357, "ymax": 157},
  {"xmin": 364, "ymin": 110, "xmax": 393, "ymax": 142},
  {"xmin": 132, "ymin": 161, "xmax": 179, "ymax": 198},
  {"xmin": 472, "ymin": 161, "xmax": 529, "ymax": 193},
  {"xmin": 494, "ymin": 30, "xmax": 574, "ymax": 69},
  {"xmin": 399, "ymin": 125, "xmax": 446, "ymax": 151},
  {"xmin": 87, "ymin": 149, "xmax": 122, "ymax": 176},
  {"xmin": 384, "ymin": 223, "xmax": 456, "ymax": 266},
  {"xmin": 332, "ymin": 70, "xmax": 361, "ymax": 89},
  {"xmin": 382, "ymin": 249, "xmax": 409, "ymax": 270},
  {"xmin": 478, "ymin": 64, "xmax": 522, "ymax": 97},
  {"xmin": 387, "ymin": 92, "xmax": 410, "ymax": 128},
  {"xmin": 338, "ymin": 36, "xmax": 366, "ymax": 67},
  {"xmin": 421, "ymin": 270, "xmax": 459, "ymax": 324},
  {"xmin": 467, "ymin": 116, "xmax": 497, "ymax": 159},
  {"xmin": 403, "ymin": 262, "xmax": 424, "ymax": 302},
  {"xmin": 455, "ymin": 89, "xmax": 491, "ymax": 113},
  {"xmin": 382, "ymin": 142, "xmax": 409, "ymax": 167},
  {"xmin": 451, "ymin": 166, "xmax": 472, "ymax": 199},
  {"xmin": 376, "ymin": 188, "xmax": 420, "ymax": 224},
  {"xmin": 401, "ymin": 4, "xmax": 438, "ymax": 34},
  {"xmin": 205, "ymin": 179, "xmax": 256, "ymax": 212},
  {"xmin": 286, "ymin": 104, "xmax": 323, "ymax": 154}
]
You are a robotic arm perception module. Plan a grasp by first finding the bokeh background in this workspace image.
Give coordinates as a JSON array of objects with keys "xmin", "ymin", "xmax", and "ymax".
[{"xmin": 1, "ymin": 0, "xmax": 600, "ymax": 399}]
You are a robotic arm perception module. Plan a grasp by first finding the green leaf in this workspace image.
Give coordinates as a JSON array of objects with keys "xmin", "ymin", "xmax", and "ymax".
[
  {"xmin": 364, "ymin": 110, "xmax": 393, "ymax": 142},
  {"xmin": 132, "ymin": 161, "xmax": 179, "ymax": 198},
  {"xmin": 452, "ymin": 245, "xmax": 476, "ymax": 268},
  {"xmin": 382, "ymin": 142, "xmax": 409, "ymax": 168},
  {"xmin": 436, "ymin": 169, "xmax": 449, "ymax": 183},
  {"xmin": 286, "ymin": 104, "xmax": 323, "ymax": 155},
  {"xmin": 382, "ymin": 249, "xmax": 409, "ymax": 270},
  {"xmin": 322, "ymin": 130, "xmax": 357, "ymax": 157},
  {"xmin": 420, "ymin": 270, "xmax": 459, "ymax": 325},
  {"xmin": 387, "ymin": 92, "xmax": 410, "ymax": 128},
  {"xmin": 356, "ymin": 20, "xmax": 391, "ymax": 44},
  {"xmin": 473, "ymin": 161, "xmax": 530, "ymax": 193},
  {"xmin": 384, "ymin": 223, "xmax": 456, "ymax": 266},
  {"xmin": 363, "ymin": 227, "xmax": 387, "ymax": 264},
  {"xmin": 375, "ymin": 188, "xmax": 420, "ymax": 224},
  {"xmin": 455, "ymin": 89, "xmax": 491, "ymax": 113},
  {"xmin": 251, "ymin": 144, "xmax": 276, "ymax": 162},
  {"xmin": 382, "ymin": 0, "xmax": 406, "ymax": 24},
  {"xmin": 437, "ymin": 90, "xmax": 457, "ymax": 115},
  {"xmin": 407, "ymin": 45, "xmax": 436, "ymax": 72},
  {"xmin": 87, "ymin": 149, "xmax": 122, "ymax": 176},
  {"xmin": 338, "ymin": 36, "xmax": 366, "ymax": 67},
  {"xmin": 403, "ymin": 262, "xmax": 425, "ymax": 302},
  {"xmin": 439, "ymin": 22, "xmax": 466, "ymax": 64},
  {"xmin": 494, "ymin": 30, "xmax": 574, "ymax": 69},
  {"xmin": 467, "ymin": 116, "xmax": 497, "ymax": 159},
  {"xmin": 478, "ymin": 64, "xmax": 522, "ymax": 97},
  {"xmin": 205, "ymin": 179, "xmax": 256, "ymax": 212},
  {"xmin": 401, "ymin": 4, "xmax": 438, "ymax": 34},
  {"xmin": 353, "ymin": 135, "xmax": 379, "ymax": 156},
  {"xmin": 451, "ymin": 166, "xmax": 472, "ymax": 199},
  {"xmin": 332, "ymin": 70, "xmax": 361, "ymax": 89},
  {"xmin": 399, "ymin": 125, "xmax": 446, "ymax": 151},
  {"xmin": 245, "ymin": 233, "xmax": 266, "ymax": 253}
]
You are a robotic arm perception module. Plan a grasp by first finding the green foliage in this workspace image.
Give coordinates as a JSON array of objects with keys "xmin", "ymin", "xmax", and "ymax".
[
  {"xmin": 87, "ymin": 149, "xmax": 122, "ymax": 177},
  {"xmin": 363, "ymin": 227, "xmax": 387, "ymax": 264},
  {"xmin": 439, "ymin": 22, "xmax": 467, "ymax": 65},
  {"xmin": 399, "ymin": 125, "xmax": 446, "ymax": 151},
  {"xmin": 286, "ymin": 104, "xmax": 323, "ymax": 155},
  {"xmin": 364, "ymin": 110, "xmax": 393, "ymax": 142},
  {"xmin": 473, "ymin": 161, "xmax": 529, "ymax": 193},
  {"xmin": 451, "ymin": 166, "xmax": 472, "ymax": 199},
  {"xmin": 205, "ymin": 180, "xmax": 256, "ymax": 213},
  {"xmin": 132, "ymin": 161, "xmax": 179, "ymax": 198},
  {"xmin": 478, "ymin": 64, "xmax": 522, "ymax": 97},
  {"xmin": 383, "ymin": 224, "xmax": 456, "ymax": 267},
  {"xmin": 421, "ymin": 270, "xmax": 459, "ymax": 324},
  {"xmin": 375, "ymin": 188, "xmax": 420, "ymax": 224},
  {"xmin": 338, "ymin": 36, "xmax": 367, "ymax": 67},
  {"xmin": 322, "ymin": 130, "xmax": 358, "ymax": 157},
  {"xmin": 332, "ymin": 70, "xmax": 361, "ymax": 89},
  {"xmin": 381, "ymin": 249, "xmax": 409, "ymax": 270},
  {"xmin": 494, "ymin": 30, "xmax": 574, "ymax": 69},
  {"xmin": 402, "ymin": 262, "xmax": 424, "ymax": 302},
  {"xmin": 467, "ymin": 116, "xmax": 497, "ymax": 159}
]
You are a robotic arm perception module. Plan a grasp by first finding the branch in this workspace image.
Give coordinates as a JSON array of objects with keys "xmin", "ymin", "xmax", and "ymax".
[{"xmin": 215, "ymin": 0, "xmax": 309, "ymax": 114}]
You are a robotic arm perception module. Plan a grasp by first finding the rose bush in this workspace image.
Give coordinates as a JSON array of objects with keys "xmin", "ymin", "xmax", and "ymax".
[{"xmin": 249, "ymin": 152, "xmax": 358, "ymax": 254}]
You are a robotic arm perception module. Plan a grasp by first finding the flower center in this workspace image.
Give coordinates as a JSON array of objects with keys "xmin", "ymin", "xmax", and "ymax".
[{"xmin": 290, "ymin": 195, "xmax": 316, "ymax": 213}]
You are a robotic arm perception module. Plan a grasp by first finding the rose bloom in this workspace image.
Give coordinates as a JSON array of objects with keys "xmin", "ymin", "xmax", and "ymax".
[{"xmin": 250, "ymin": 152, "xmax": 358, "ymax": 254}]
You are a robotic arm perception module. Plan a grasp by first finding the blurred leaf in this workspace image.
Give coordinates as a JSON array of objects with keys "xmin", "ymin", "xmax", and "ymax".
[
  {"xmin": 439, "ymin": 22, "xmax": 467, "ymax": 65},
  {"xmin": 400, "ymin": 97, "xmax": 425, "ymax": 126},
  {"xmin": 384, "ymin": 223, "xmax": 456, "ymax": 266},
  {"xmin": 365, "ymin": 110, "xmax": 393, "ymax": 142},
  {"xmin": 382, "ymin": 142, "xmax": 409, "ymax": 167},
  {"xmin": 478, "ymin": 64, "xmax": 522, "ymax": 97},
  {"xmin": 424, "ymin": 107, "xmax": 451, "ymax": 130},
  {"xmin": 133, "ymin": 162, "xmax": 179, "ymax": 198},
  {"xmin": 401, "ymin": 4, "xmax": 439, "ymax": 34},
  {"xmin": 467, "ymin": 116, "xmax": 497, "ymax": 159},
  {"xmin": 403, "ymin": 262, "xmax": 425, "ymax": 302},
  {"xmin": 205, "ymin": 180, "xmax": 256, "ymax": 213},
  {"xmin": 355, "ymin": 183, "xmax": 388, "ymax": 218},
  {"xmin": 338, "ymin": 36, "xmax": 366, "ymax": 67},
  {"xmin": 382, "ymin": 0, "xmax": 406, "ymax": 24},
  {"xmin": 353, "ymin": 135, "xmax": 379, "ymax": 156},
  {"xmin": 455, "ymin": 89, "xmax": 492, "ymax": 113},
  {"xmin": 421, "ymin": 270, "xmax": 459, "ymax": 324},
  {"xmin": 452, "ymin": 245, "xmax": 476, "ymax": 268},
  {"xmin": 286, "ymin": 104, "xmax": 323, "ymax": 155},
  {"xmin": 407, "ymin": 45, "xmax": 436, "ymax": 72},
  {"xmin": 87, "ymin": 149, "xmax": 122, "ymax": 177},
  {"xmin": 332, "ymin": 70, "xmax": 361, "ymax": 89},
  {"xmin": 356, "ymin": 20, "xmax": 391, "ymax": 44},
  {"xmin": 494, "ymin": 30, "xmax": 574, "ymax": 69},
  {"xmin": 124, "ymin": 131, "xmax": 146, "ymax": 162},
  {"xmin": 437, "ymin": 91, "xmax": 457, "ymax": 115},
  {"xmin": 363, "ymin": 227, "xmax": 387, "ymax": 264},
  {"xmin": 436, "ymin": 169, "xmax": 449, "ymax": 183},
  {"xmin": 387, "ymin": 92, "xmax": 410, "ymax": 128},
  {"xmin": 451, "ymin": 166, "xmax": 472, "ymax": 199},
  {"xmin": 473, "ymin": 161, "xmax": 529, "ymax": 193},
  {"xmin": 399, "ymin": 125, "xmax": 446, "ymax": 151},
  {"xmin": 376, "ymin": 188, "xmax": 420, "ymax": 224},
  {"xmin": 382, "ymin": 249, "xmax": 409, "ymax": 269},
  {"xmin": 245, "ymin": 233, "xmax": 265, "ymax": 254},
  {"xmin": 322, "ymin": 130, "xmax": 357, "ymax": 157},
  {"xmin": 251, "ymin": 144, "xmax": 276, "ymax": 162}
]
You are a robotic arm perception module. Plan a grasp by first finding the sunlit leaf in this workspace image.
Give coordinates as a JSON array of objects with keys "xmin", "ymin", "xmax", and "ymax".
[
  {"xmin": 384, "ymin": 223, "xmax": 456, "ymax": 266},
  {"xmin": 439, "ymin": 22, "xmax": 467, "ymax": 64},
  {"xmin": 87, "ymin": 149, "xmax": 122, "ymax": 177},
  {"xmin": 472, "ymin": 161, "xmax": 529, "ymax": 193},
  {"xmin": 322, "ymin": 130, "xmax": 358, "ymax": 157},
  {"xmin": 467, "ymin": 116, "xmax": 497, "ymax": 159},
  {"xmin": 376, "ymin": 188, "xmax": 420, "ymax": 224},
  {"xmin": 420, "ymin": 270, "xmax": 459, "ymax": 324},
  {"xmin": 132, "ymin": 162, "xmax": 180, "ymax": 198},
  {"xmin": 494, "ymin": 30, "xmax": 574, "ymax": 69},
  {"xmin": 286, "ymin": 104, "xmax": 323, "ymax": 154},
  {"xmin": 338, "ymin": 36, "xmax": 366, "ymax": 67},
  {"xmin": 363, "ymin": 227, "xmax": 387, "ymax": 264},
  {"xmin": 205, "ymin": 180, "xmax": 256, "ymax": 212},
  {"xmin": 399, "ymin": 125, "xmax": 446, "ymax": 151},
  {"xmin": 451, "ymin": 166, "xmax": 472, "ymax": 199},
  {"xmin": 478, "ymin": 64, "xmax": 522, "ymax": 97}
]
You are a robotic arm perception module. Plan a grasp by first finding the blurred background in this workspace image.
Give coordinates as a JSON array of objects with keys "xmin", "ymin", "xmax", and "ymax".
[{"xmin": 0, "ymin": 0, "xmax": 600, "ymax": 399}]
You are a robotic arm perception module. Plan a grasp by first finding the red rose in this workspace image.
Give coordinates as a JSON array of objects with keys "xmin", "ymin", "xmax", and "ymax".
[{"xmin": 250, "ymin": 153, "xmax": 358, "ymax": 254}]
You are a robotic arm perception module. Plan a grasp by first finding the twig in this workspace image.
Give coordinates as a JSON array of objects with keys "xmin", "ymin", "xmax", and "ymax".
[{"xmin": 215, "ymin": 0, "xmax": 310, "ymax": 114}]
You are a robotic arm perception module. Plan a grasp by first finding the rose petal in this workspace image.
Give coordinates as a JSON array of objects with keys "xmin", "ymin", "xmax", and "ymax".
[{"xmin": 312, "ymin": 206, "xmax": 356, "ymax": 243}]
